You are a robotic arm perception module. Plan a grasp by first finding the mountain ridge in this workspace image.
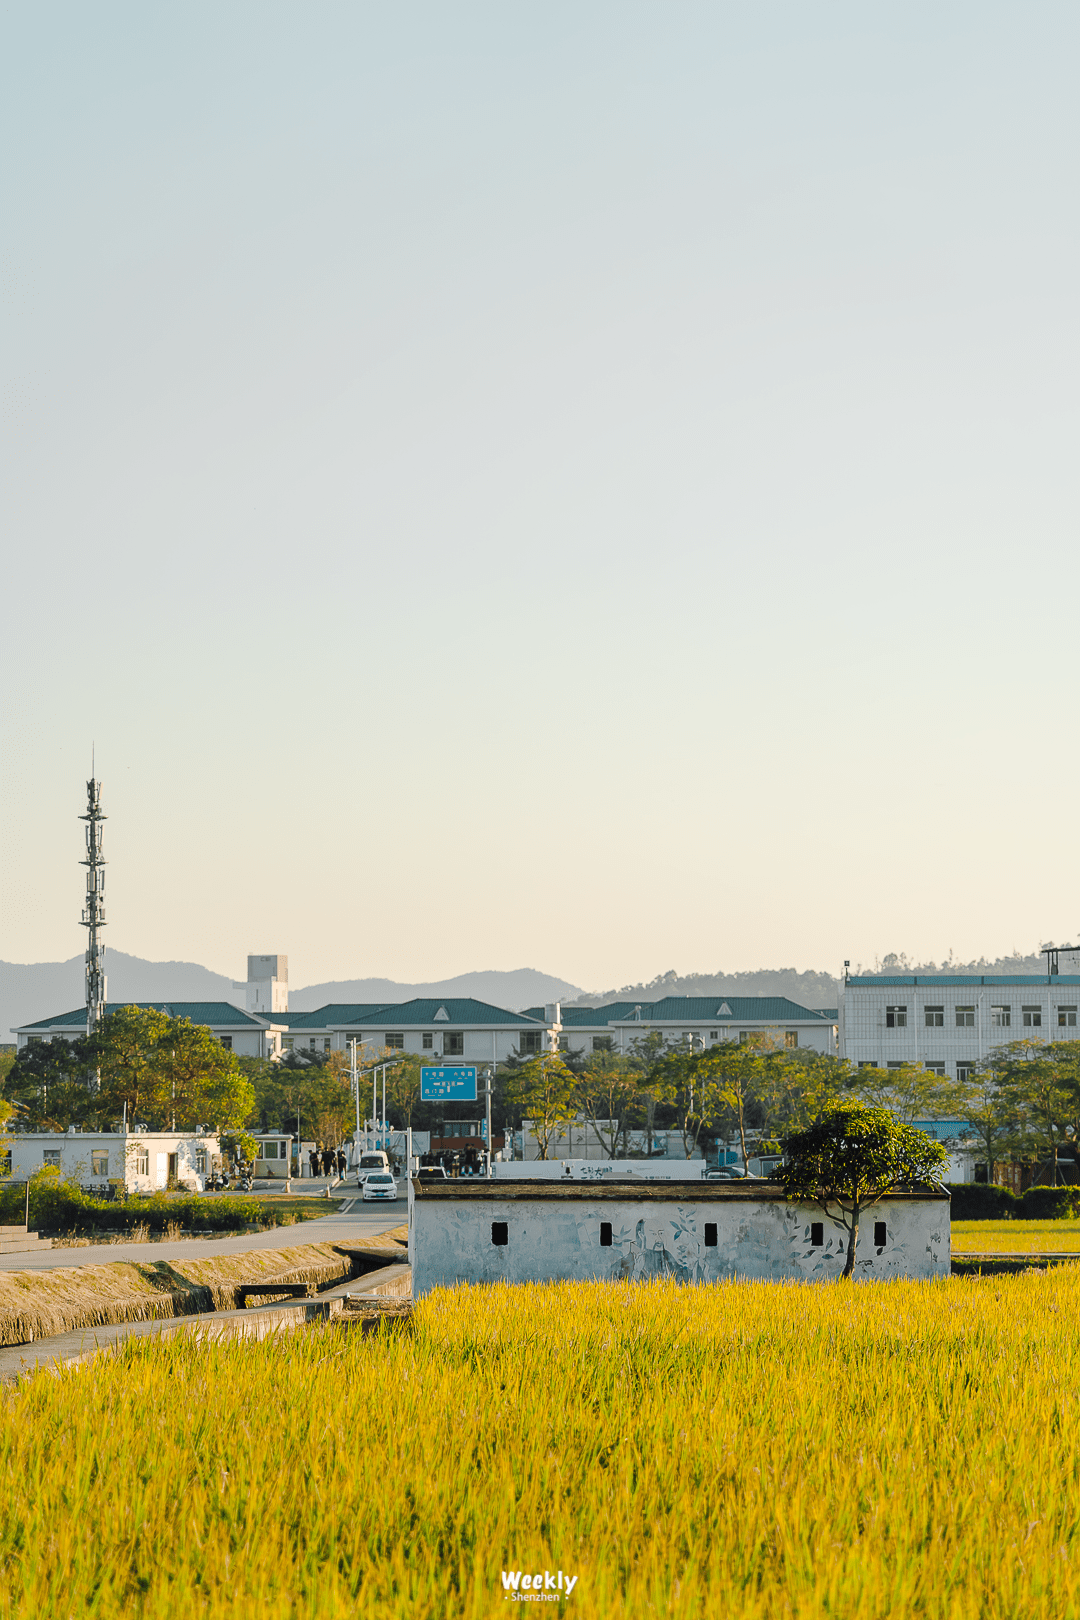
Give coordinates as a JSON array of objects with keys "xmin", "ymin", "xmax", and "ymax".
[{"xmin": 1, "ymin": 948, "xmax": 1055, "ymax": 1041}]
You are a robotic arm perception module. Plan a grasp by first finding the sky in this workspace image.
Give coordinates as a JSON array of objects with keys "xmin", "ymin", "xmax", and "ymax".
[{"xmin": 3, "ymin": 2, "xmax": 1080, "ymax": 992}]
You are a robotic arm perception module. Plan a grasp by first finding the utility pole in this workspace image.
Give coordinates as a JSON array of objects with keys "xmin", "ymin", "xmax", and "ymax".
[
  {"xmin": 79, "ymin": 771, "xmax": 108, "ymax": 1038},
  {"xmin": 350, "ymin": 1039, "xmax": 360, "ymax": 1150}
]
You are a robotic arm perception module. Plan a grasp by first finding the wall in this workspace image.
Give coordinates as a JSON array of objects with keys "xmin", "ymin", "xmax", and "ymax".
[
  {"xmin": 409, "ymin": 1182, "xmax": 950, "ymax": 1294},
  {"xmin": 491, "ymin": 1159, "xmax": 707, "ymax": 1182}
]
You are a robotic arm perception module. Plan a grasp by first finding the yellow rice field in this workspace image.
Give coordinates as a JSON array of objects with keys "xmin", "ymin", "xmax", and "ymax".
[
  {"xmin": 952, "ymin": 1219, "xmax": 1080, "ymax": 1252},
  {"xmin": 4, "ymin": 1269, "xmax": 1080, "ymax": 1618}
]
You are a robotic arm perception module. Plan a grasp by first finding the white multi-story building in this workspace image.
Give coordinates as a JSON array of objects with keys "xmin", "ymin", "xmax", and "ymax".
[
  {"xmin": 13, "ymin": 1001, "xmax": 278, "ymax": 1058},
  {"xmin": 542, "ymin": 997, "xmax": 837, "ymax": 1058},
  {"xmin": 839, "ymin": 972, "xmax": 1080, "ymax": 1078}
]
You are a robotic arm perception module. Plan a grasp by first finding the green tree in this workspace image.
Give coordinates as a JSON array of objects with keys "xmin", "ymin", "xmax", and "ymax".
[
  {"xmin": 6, "ymin": 1036, "xmax": 97, "ymax": 1130},
  {"xmin": 990, "ymin": 1039, "xmax": 1076, "ymax": 1184},
  {"xmin": 94, "ymin": 1007, "xmax": 171, "ymax": 1125},
  {"xmin": 573, "ymin": 1051, "xmax": 640, "ymax": 1159},
  {"xmin": 220, "ymin": 1129, "xmax": 260, "ymax": 1165},
  {"xmin": 685, "ymin": 1039, "xmax": 770, "ymax": 1166},
  {"xmin": 386, "ymin": 1056, "xmax": 423, "ymax": 1128},
  {"xmin": 507, "ymin": 1052, "xmax": 575, "ymax": 1160},
  {"xmin": 847, "ymin": 1060, "xmax": 959, "ymax": 1124},
  {"xmin": 954, "ymin": 1064, "xmax": 1016, "ymax": 1186},
  {"xmin": 756, "ymin": 1049, "xmax": 850, "ymax": 1146},
  {"xmin": 156, "ymin": 1017, "xmax": 253, "ymax": 1132},
  {"xmin": 625, "ymin": 1031, "xmax": 678, "ymax": 1157},
  {"xmin": 775, "ymin": 1102, "xmax": 948, "ymax": 1278}
]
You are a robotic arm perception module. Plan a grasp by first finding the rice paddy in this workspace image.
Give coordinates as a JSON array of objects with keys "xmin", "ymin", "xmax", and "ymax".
[
  {"xmin": 3, "ymin": 1268, "xmax": 1080, "ymax": 1618},
  {"xmin": 952, "ymin": 1219, "xmax": 1080, "ymax": 1253}
]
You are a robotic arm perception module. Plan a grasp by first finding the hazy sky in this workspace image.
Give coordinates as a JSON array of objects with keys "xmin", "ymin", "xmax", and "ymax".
[{"xmin": 4, "ymin": 3, "xmax": 1079, "ymax": 992}]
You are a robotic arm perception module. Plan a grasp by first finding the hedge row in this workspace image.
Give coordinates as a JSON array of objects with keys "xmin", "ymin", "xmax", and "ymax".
[
  {"xmin": 946, "ymin": 1182, "xmax": 1080, "ymax": 1220},
  {"xmin": 0, "ymin": 1179, "xmax": 294, "ymax": 1235}
]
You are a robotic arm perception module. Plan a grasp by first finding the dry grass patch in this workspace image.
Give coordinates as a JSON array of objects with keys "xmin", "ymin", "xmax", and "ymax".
[{"xmin": 0, "ymin": 1242, "xmax": 358, "ymax": 1346}]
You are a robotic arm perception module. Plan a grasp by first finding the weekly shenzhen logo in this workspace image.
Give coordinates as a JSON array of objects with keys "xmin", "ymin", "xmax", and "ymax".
[{"xmin": 501, "ymin": 1570, "xmax": 579, "ymax": 1601}]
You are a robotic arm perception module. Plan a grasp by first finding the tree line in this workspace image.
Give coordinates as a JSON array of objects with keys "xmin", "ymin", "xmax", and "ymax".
[
  {"xmin": 505, "ymin": 1033, "xmax": 1080, "ymax": 1173},
  {"xmin": 8, "ymin": 1011, "xmax": 1079, "ymax": 1182}
]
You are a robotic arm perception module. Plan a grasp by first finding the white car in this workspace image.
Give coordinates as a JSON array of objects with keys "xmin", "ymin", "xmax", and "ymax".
[
  {"xmin": 362, "ymin": 1172, "xmax": 398, "ymax": 1202},
  {"xmin": 356, "ymin": 1151, "xmax": 390, "ymax": 1187}
]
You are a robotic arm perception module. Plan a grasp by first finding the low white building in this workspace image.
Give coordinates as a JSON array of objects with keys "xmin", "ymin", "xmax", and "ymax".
[
  {"xmin": 409, "ymin": 1178, "xmax": 950, "ymax": 1293},
  {"xmin": 1, "ymin": 1129, "xmax": 221, "ymax": 1193},
  {"xmin": 839, "ymin": 972, "xmax": 1080, "ymax": 1079},
  {"xmin": 546, "ymin": 997, "xmax": 837, "ymax": 1058}
]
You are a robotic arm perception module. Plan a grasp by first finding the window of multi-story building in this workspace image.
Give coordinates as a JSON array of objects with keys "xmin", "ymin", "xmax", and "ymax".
[
  {"xmin": 385, "ymin": 1034, "xmax": 404, "ymax": 1050},
  {"xmin": 991, "ymin": 1006, "xmax": 1011, "ymax": 1028},
  {"xmin": 422, "ymin": 1033, "xmax": 433, "ymax": 1050},
  {"xmin": 955, "ymin": 1006, "xmax": 975, "ymax": 1028},
  {"xmin": 592, "ymin": 1036, "xmax": 613, "ymax": 1052},
  {"xmin": 520, "ymin": 1032, "xmax": 541, "ymax": 1055},
  {"xmin": 709, "ymin": 1030, "xmax": 719, "ymax": 1040},
  {"xmin": 558, "ymin": 1035, "xmax": 569, "ymax": 1052},
  {"xmin": 1059, "ymin": 1006, "xmax": 1078, "ymax": 1028},
  {"xmin": 91, "ymin": 1151, "xmax": 108, "ymax": 1177},
  {"xmin": 282, "ymin": 1037, "xmax": 294, "ymax": 1052},
  {"xmin": 956, "ymin": 1062, "xmax": 976, "ymax": 1083},
  {"xmin": 444, "ymin": 1033, "xmax": 465, "ymax": 1056},
  {"xmin": 136, "ymin": 1148, "xmax": 149, "ymax": 1177},
  {"xmin": 925, "ymin": 1062, "xmax": 946, "ymax": 1076},
  {"xmin": 785, "ymin": 1032, "xmax": 798, "ymax": 1049},
  {"xmin": 219, "ymin": 1035, "xmax": 233, "ymax": 1051},
  {"xmin": 858, "ymin": 1060, "xmax": 879, "ymax": 1069},
  {"xmin": 43, "ymin": 1149, "xmax": 61, "ymax": 1168},
  {"xmin": 885, "ymin": 1006, "xmax": 907, "ymax": 1028},
  {"xmin": 886, "ymin": 1061, "xmax": 904, "ymax": 1071},
  {"xmin": 1022, "ymin": 1006, "xmax": 1042, "ymax": 1028},
  {"xmin": 924, "ymin": 1006, "xmax": 944, "ymax": 1028}
]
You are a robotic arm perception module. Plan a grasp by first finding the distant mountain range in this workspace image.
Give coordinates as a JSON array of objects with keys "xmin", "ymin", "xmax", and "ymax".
[
  {"xmin": 289, "ymin": 969, "xmax": 582, "ymax": 1012},
  {"xmin": 0, "ymin": 954, "xmax": 584, "ymax": 1039},
  {"xmin": 0, "ymin": 947, "xmax": 1055, "ymax": 1042}
]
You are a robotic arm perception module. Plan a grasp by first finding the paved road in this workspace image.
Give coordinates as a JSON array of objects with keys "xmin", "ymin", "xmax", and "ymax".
[{"xmin": 0, "ymin": 1202, "xmax": 407, "ymax": 1272}]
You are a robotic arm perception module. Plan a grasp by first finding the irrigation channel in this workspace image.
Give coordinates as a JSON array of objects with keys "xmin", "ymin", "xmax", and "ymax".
[{"xmin": 0, "ymin": 1244, "xmax": 412, "ymax": 1382}]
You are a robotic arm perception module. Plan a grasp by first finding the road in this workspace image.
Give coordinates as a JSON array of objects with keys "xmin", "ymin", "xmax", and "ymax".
[{"xmin": 0, "ymin": 1201, "xmax": 406, "ymax": 1272}]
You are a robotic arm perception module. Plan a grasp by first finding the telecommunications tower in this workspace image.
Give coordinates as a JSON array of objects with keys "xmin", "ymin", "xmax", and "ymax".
[{"xmin": 79, "ymin": 772, "xmax": 108, "ymax": 1034}]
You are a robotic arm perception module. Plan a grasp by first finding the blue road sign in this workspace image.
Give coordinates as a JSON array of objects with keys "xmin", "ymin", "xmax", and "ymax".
[{"xmin": 421, "ymin": 1065, "xmax": 478, "ymax": 1102}]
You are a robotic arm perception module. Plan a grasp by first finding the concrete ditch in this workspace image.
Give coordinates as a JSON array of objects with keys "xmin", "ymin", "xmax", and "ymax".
[{"xmin": 0, "ymin": 1258, "xmax": 413, "ymax": 1382}]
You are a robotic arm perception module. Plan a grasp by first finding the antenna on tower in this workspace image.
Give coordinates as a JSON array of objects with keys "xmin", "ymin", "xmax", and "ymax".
[{"xmin": 79, "ymin": 768, "xmax": 108, "ymax": 1036}]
